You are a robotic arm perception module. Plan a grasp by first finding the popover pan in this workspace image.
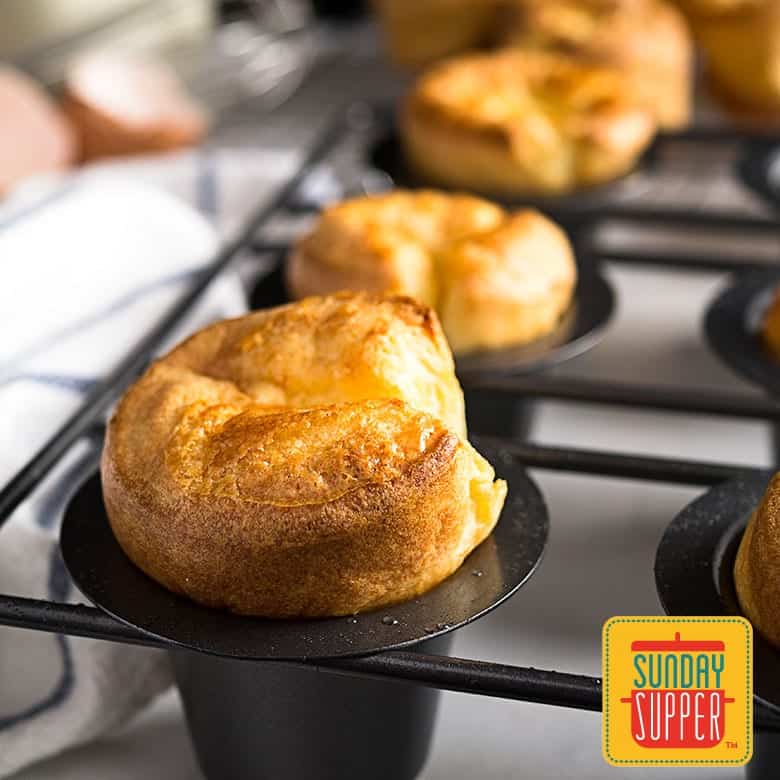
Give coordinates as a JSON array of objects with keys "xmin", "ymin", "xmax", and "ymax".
[
  {"xmin": 737, "ymin": 141, "xmax": 780, "ymax": 213},
  {"xmin": 61, "ymin": 441, "xmax": 548, "ymax": 660},
  {"xmin": 704, "ymin": 270, "xmax": 780, "ymax": 465},
  {"xmin": 61, "ymin": 443, "xmax": 548, "ymax": 779},
  {"xmin": 170, "ymin": 632, "xmax": 453, "ymax": 780},
  {"xmin": 704, "ymin": 270, "xmax": 780, "ymax": 397},
  {"xmin": 655, "ymin": 472, "xmax": 780, "ymax": 779}
]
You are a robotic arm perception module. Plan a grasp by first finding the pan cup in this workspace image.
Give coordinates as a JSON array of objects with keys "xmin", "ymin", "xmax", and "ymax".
[
  {"xmin": 172, "ymin": 634, "xmax": 452, "ymax": 780},
  {"xmin": 463, "ymin": 387, "xmax": 533, "ymax": 439},
  {"xmin": 748, "ymin": 712, "xmax": 780, "ymax": 780}
]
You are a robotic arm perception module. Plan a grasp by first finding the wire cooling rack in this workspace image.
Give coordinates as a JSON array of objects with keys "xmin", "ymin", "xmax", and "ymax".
[{"xmin": 1, "ymin": 103, "xmax": 780, "ymax": 733}]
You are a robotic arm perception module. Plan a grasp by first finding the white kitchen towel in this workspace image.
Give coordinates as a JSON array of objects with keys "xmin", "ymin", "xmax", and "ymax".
[{"xmin": 0, "ymin": 156, "xmax": 269, "ymax": 777}]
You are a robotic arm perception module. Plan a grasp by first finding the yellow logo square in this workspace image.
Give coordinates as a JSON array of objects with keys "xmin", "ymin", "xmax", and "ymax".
[{"xmin": 602, "ymin": 616, "xmax": 752, "ymax": 767}]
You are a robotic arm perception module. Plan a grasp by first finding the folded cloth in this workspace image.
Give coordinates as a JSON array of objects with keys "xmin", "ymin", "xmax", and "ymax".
[{"xmin": 0, "ymin": 172, "xmax": 249, "ymax": 777}]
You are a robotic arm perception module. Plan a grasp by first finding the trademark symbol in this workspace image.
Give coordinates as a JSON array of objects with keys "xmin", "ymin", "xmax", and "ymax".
[{"xmin": 726, "ymin": 741, "xmax": 738, "ymax": 749}]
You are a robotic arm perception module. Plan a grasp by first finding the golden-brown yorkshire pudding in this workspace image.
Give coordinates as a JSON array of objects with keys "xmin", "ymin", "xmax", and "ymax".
[
  {"xmin": 672, "ymin": 0, "xmax": 761, "ymax": 18},
  {"xmin": 372, "ymin": 0, "xmax": 501, "ymax": 68},
  {"xmin": 734, "ymin": 473, "xmax": 780, "ymax": 649},
  {"xmin": 686, "ymin": 2, "xmax": 780, "ymax": 116},
  {"xmin": 761, "ymin": 286, "xmax": 780, "ymax": 360},
  {"xmin": 401, "ymin": 50, "xmax": 657, "ymax": 196},
  {"xmin": 499, "ymin": 0, "xmax": 693, "ymax": 129},
  {"xmin": 288, "ymin": 190, "xmax": 577, "ymax": 354},
  {"xmin": 102, "ymin": 293, "xmax": 507, "ymax": 618}
]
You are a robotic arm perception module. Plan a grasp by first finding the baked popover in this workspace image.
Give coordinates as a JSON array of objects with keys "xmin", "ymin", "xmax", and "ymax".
[
  {"xmin": 734, "ymin": 473, "xmax": 780, "ymax": 649},
  {"xmin": 687, "ymin": 1, "xmax": 780, "ymax": 116},
  {"xmin": 499, "ymin": 0, "xmax": 692, "ymax": 129},
  {"xmin": 401, "ymin": 50, "xmax": 657, "ymax": 195},
  {"xmin": 372, "ymin": 0, "xmax": 501, "ymax": 68},
  {"xmin": 102, "ymin": 293, "xmax": 507, "ymax": 618},
  {"xmin": 672, "ymin": 0, "xmax": 761, "ymax": 18},
  {"xmin": 761, "ymin": 286, "xmax": 780, "ymax": 361},
  {"xmin": 287, "ymin": 190, "xmax": 577, "ymax": 354}
]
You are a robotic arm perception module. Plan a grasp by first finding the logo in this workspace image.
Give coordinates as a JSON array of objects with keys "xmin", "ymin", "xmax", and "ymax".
[{"xmin": 602, "ymin": 617, "xmax": 752, "ymax": 766}]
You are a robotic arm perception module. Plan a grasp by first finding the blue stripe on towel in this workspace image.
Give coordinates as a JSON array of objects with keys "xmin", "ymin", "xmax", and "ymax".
[
  {"xmin": 0, "ymin": 266, "xmax": 202, "ymax": 381},
  {"xmin": 196, "ymin": 150, "xmax": 218, "ymax": 221},
  {"xmin": 0, "ymin": 442, "xmax": 102, "ymax": 730},
  {"xmin": 0, "ymin": 174, "xmax": 226, "ymax": 735},
  {"xmin": 0, "ymin": 548, "xmax": 74, "ymax": 731},
  {"xmin": 0, "ymin": 374, "xmax": 97, "ymax": 394},
  {"xmin": 0, "ymin": 185, "xmax": 74, "ymax": 234}
]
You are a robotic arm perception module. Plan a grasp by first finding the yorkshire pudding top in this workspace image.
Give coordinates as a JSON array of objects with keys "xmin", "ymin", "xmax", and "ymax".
[
  {"xmin": 499, "ymin": 0, "xmax": 693, "ymax": 129},
  {"xmin": 406, "ymin": 49, "xmax": 654, "ymax": 154},
  {"xmin": 288, "ymin": 190, "xmax": 577, "ymax": 354},
  {"xmin": 290, "ymin": 190, "xmax": 504, "ymax": 310},
  {"xmin": 109, "ymin": 292, "xmax": 468, "ymax": 513},
  {"xmin": 402, "ymin": 49, "xmax": 657, "ymax": 193},
  {"xmin": 762, "ymin": 286, "xmax": 780, "ymax": 362},
  {"xmin": 501, "ymin": 0, "xmax": 689, "ymax": 66}
]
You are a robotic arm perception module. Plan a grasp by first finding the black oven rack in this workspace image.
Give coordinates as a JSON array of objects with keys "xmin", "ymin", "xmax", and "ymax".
[{"xmin": 2, "ymin": 104, "xmax": 780, "ymax": 735}]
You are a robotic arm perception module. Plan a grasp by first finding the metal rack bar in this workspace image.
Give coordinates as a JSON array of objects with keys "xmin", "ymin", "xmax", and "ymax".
[
  {"xmin": 252, "ymin": 240, "xmax": 289, "ymax": 256},
  {"xmin": 274, "ymin": 201, "xmax": 778, "ymax": 234},
  {"xmin": 0, "ymin": 597, "xmax": 155, "ymax": 648},
  {"xmin": 326, "ymin": 653, "xmax": 601, "ymax": 712},
  {"xmin": 599, "ymin": 250, "xmax": 778, "ymax": 274},
  {"xmin": 0, "ymin": 115, "xmax": 347, "ymax": 530},
  {"xmin": 473, "ymin": 437, "xmax": 757, "ymax": 486},
  {"xmin": 465, "ymin": 375, "xmax": 780, "ymax": 421},
  {"xmin": 546, "ymin": 205, "xmax": 778, "ymax": 234},
  {"xmin": 2, "ymin": 595, "xmax": 778, "ymax": 730},
  {"xmin": 0, "ymin": 595, "xmax": 601, "ymax": 711},
  {"xmin": 658, "ymin": 127, "xmax": 779, "ymax": 145}
]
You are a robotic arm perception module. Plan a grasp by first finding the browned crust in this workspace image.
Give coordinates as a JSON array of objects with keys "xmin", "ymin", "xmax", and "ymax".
[
  {"xmin": 689, "ymin": 1, "xmax": 780, "ymax": 116},
  {"xmin": 403, "ymin": 97, "xmax": 520, "ymax": 159},
  {"xmin": 499, "ymin": 0, "xmax": 693, "ymax": 129},
  {"xmin": 762, "ymin": 287, "xmax": 780, "ymax": 361},
  {"xmin": 103, "ymin": 422, "xmax": 485, "ymax": 616},
  {"xmin": 285, "ymin": 190, "xmax": 576, "ymax": 354},
  {"xmin": 102, "ymin": 293, "xmax": 506, "ymax": 617},
  {"xmin": 734, "ymin": 474, "xmax": 780, "ymax": 649},
  {"xmin": 401, "ymin": 50, "xmax": 657, "ymax": 195},
  {"xmin": 673, "ymin": 0, "xmax": 761, "ymax": 18}
]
